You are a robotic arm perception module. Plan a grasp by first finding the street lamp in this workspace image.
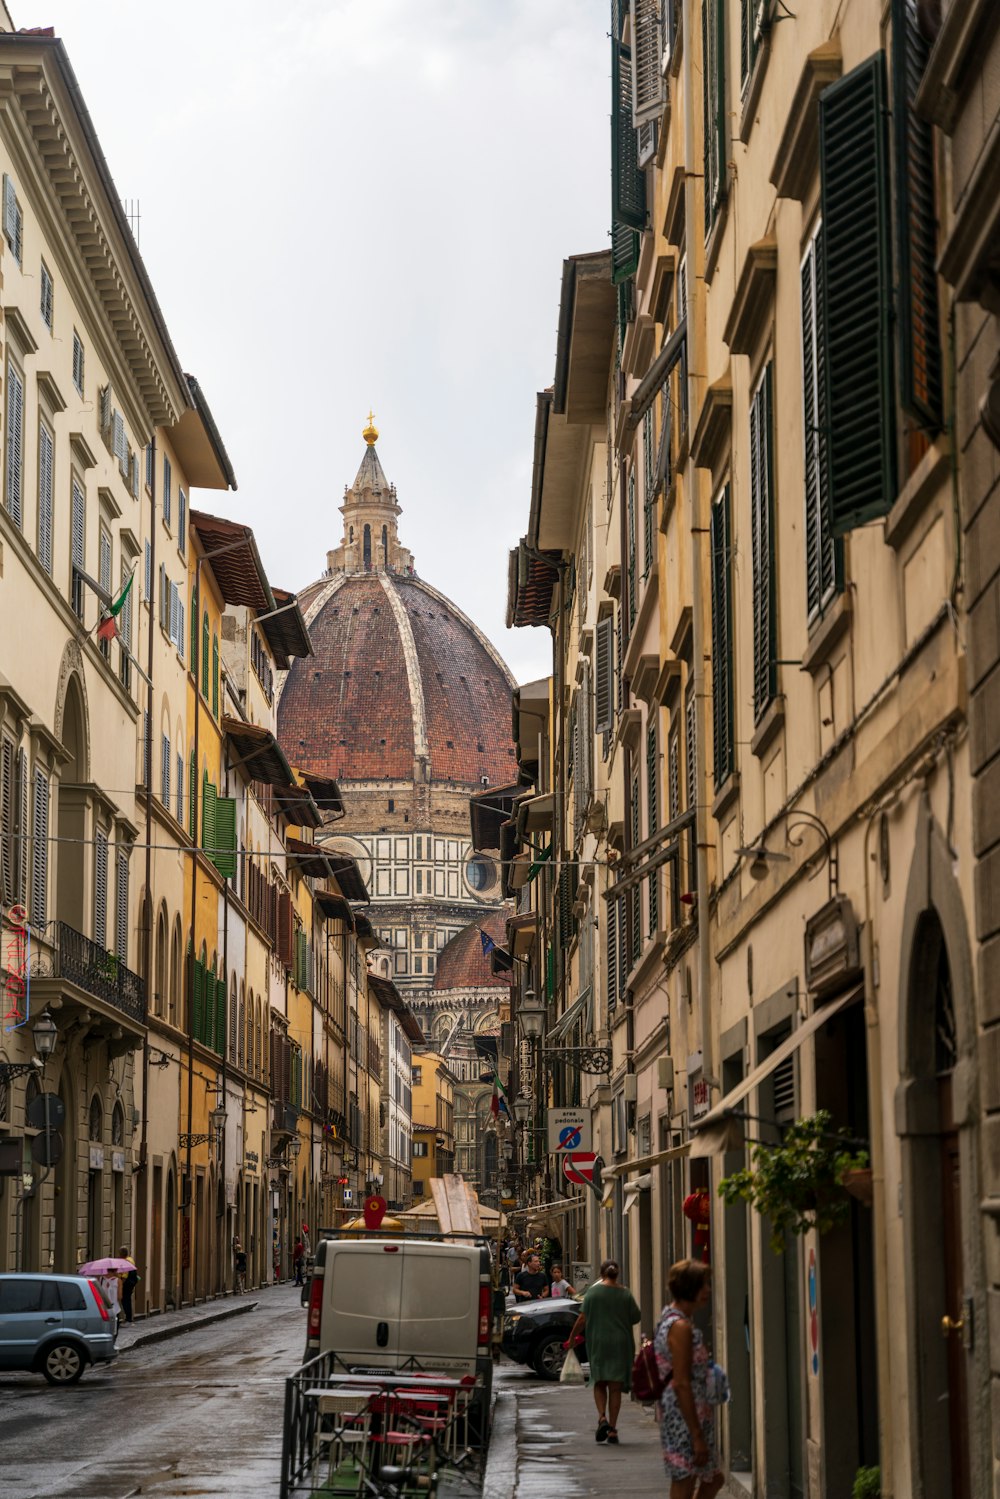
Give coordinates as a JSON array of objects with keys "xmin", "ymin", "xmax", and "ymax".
[
  {"xmin": 289, "ymin": 1135, "xmax": 302, "ymax": 1160},
  {"xmin": 209, "ymin": 1102, "xmax": 227, "ymax": 1140},
  {"xmin": 517, "ymin": 990, "xmax": 546, "ymax": 1042},
  {"xmin": 32, "ymin": 1008, "xmax": 58, "ymax": 1059},
  {"xmin": 513, "ymin": 1095, "xmax": 532, "ymax": 1125}
]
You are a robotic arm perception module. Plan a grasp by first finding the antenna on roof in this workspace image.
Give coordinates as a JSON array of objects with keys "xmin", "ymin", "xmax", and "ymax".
[{"xmin": 122, "ymin": 198, "xmax": 141, "ymax": 247}]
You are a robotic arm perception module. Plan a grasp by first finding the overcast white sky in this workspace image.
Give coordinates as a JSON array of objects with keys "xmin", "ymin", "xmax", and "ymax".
[{"xmin": 30, "ymin": 0, "xmax": 609, "ymax": 685}]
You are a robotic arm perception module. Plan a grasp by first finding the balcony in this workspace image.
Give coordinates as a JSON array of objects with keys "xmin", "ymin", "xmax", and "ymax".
[
  {"xmin": 272, "ymin": 1100, "xmax": 298, "ymax": 1137},
  {"xmin": 29, "ymin": 922, "xmax": 146, "ymax": 1051}
]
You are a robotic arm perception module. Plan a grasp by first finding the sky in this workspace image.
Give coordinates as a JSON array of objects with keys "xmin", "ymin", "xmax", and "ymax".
[{"xmin": 29, "ymin": 0, "xmax": 610, "ymax": 686}]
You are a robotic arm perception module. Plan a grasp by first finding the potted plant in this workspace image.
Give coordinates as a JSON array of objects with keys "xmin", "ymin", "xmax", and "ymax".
[
  {"xmin": 852, "ymin": 1465, "xmax": 880, "ymax": 1499},
  {"xmin": 718, "ymin": 1110, "xmax": 869, "ymax": 1253}
]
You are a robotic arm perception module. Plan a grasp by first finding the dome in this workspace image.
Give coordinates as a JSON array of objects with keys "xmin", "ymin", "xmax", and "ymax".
[
  {"xmin": 433, "ymin": 913, "xmax": 511, "ymax": 993},
  {"xmin": 278, "ymin": 428, "xmax": 517, "ymax": 789}
]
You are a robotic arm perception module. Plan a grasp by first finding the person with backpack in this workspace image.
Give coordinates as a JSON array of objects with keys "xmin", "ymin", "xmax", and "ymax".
[{"xmin": 653, "ymin": 1259, "xmax": 725, "ymax": 1498}]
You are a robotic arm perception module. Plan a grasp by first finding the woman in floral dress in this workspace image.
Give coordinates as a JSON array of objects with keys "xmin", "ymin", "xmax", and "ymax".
[{"xmin": 653, "ymin": 1259, "xmax": 724, "ymax": 1498}]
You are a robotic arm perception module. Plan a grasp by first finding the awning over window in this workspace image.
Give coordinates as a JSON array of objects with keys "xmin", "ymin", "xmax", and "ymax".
[
  {"xmin": 222, "ymin": 716, "xmax": 294, "ymax": 787},
  {"xmin": 261, "ymin": 587, "xmax": 312, "ymax": 670},
  {"xmin": 325, "ymin": 853, "xmax": 369, "ymax": 904},
  {"xmin": 300, "ymin": 771, "xmax": 344, "ymax": 817},
  {"xmin": 354, "ymin": 912, "xmax": 378, "ymax": 943},
  {"xmin": 190, "ymin": 511, "xmax": 273, "ymax": 613},
  {"xmin": 469, "ymin": 783, "xmax": 520, "ymax": 852},
  {"xmin": 315, "ymin": 890, "xmax": 354, "ymax": 928},
  {"xmin": 285, "ymin": 836, "xmax": 333, "ymax": 880},
  {"xmin": 272, "ymin": 782, "xmax": 323, "ymax": 829},
  {"xmin": 688, "ymin": 986, "xmax": 863, "ymax": 1156},
  {"xmin": 548, "ymin": 987, "xmax": 592, "ymax": 1043}
]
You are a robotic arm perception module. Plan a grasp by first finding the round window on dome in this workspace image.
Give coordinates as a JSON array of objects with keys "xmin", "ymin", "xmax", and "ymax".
[{"xmin": 465, "ymin": 854, "xmax": 497, "ymax": 896}]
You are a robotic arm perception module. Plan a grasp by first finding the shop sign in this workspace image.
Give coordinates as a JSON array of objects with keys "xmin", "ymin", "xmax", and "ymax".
[
  {"xmin": 245, "ymin": 1150, "xmax": 259, "ymax": 1173},
  {"xmin": 111, "ymin": 1150, "xmax": 125, "ymax": 1173},
  {"xmin": 89, "ymin": 1144, "xmax": 105, "ymax": 1171},
  {"xmin": 687, "ymin": 1053, "xmax": 710, "ymax": 1120}
]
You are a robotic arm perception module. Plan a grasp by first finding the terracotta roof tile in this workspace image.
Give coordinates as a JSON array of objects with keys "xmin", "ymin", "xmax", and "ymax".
[{"xmin": 432, "ymin": 912, "xmax": 512, "ymax": 992}]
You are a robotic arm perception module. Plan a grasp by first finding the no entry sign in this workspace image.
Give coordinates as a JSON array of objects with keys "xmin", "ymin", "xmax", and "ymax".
[{"xmin": 562, "ymin": 1152, "xmax": 597, "ymax": 1187}]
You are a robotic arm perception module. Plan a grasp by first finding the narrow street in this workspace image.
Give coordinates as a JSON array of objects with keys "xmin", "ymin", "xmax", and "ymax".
[{"xmin": 0, "ymin": 1286, "xmax": 304, "ymax": 1499}]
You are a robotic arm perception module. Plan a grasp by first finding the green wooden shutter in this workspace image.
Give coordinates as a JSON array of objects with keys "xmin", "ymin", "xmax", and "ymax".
[
  {"xmin": 595, "ymin": 617, "xmax": 614, "ymax": 735},
  {"xmin": 202, "ymin": 774, "xmax": 216, "ymax": 855},
  {"xmin": 612, "ymin": 37, "xmax": 647, "ymax": 230},
  {"xmin": 189, "ymin": 751, "xmax": 197, "ymax": 839},
  {"xmin": 192, "ymin": 957, "xmax": 204, "ymax": 1044},
  {"xmin": 190, "ymin": 597, "xmax": 198, "ymax": 671},
  {"xmin": 750, "ymin": 362, "xmax": 776, "ymax": 722},
  {"xmin": 212, "ymin": 635, "xmax": 219, "ymax": 717},
  {"xmin": 202, "ymin": 611, "xmax": 210, "ymax": 691},
  {"xmin": 711, "ymin": 485, "xmax": 734, "ymax": 789},
  {"xmin": 216, "ymin": 976, "xmax": 226, "ymax": 1054},
  {"xmin": 606, "ymin": 896, "xmax": 619, "ymax": 1010},
  {"xmin": 612, "ymin": 221, "xmax": 640, "ymax": 287},
  {"xmin": 642, "ymin": 408, "xmax": 655, "ymax": 578},
  {"xmin": 802, "ymin": 227, "xmax": 843, "ymax": 621},
  {"xmin": 702, "ymin": 0, "xmax": 725, "ymax": 237},
  {"xmin": 892, "ymin": 0, "xmax": 942, "ymax": 428},
  {"xmin": 820, "ymin": 53, "xmax": 896, "ymax": 533},
  {"xmin": 213, "ymin": 796, "xmax": 236, "ymax": 878}
]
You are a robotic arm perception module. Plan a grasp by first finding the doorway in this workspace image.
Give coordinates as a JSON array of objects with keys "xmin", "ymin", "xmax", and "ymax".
[
  {"xmin": 165, "ymin": 1169, "xmax": 176, "ymax": 1309},
  {"xmin": 151, "ymin": 1164, "xmax": 162, "ymax": 1312}
]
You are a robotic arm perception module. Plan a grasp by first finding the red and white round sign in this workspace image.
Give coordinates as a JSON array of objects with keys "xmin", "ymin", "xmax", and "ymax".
[{"xmin": 562, "ymin": 1152, "xmax": 597, "ymax": 1187}]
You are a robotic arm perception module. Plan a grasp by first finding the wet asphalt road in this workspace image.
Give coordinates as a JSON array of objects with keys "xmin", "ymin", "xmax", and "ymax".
[
  {"xmin": 0, "ymin": 1284, "xmax": 305, "ymax": 1499},
  {"xmin": 0, "ymin": 1285, "xmax": 538, "ymax": 1499}
]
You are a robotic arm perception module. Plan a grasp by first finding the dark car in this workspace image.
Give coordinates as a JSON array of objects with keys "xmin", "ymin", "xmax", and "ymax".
[
  {"xmin": 0, "ymin": 1273, "xmax": 118, "ymax": 1385},
  {"xmin": 501, "ymin": 1297, "xmax": 586, "ymax": 1380}
]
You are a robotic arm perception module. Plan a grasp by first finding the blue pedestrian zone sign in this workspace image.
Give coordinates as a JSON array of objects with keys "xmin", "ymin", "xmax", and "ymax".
[{"xmin": 547, "ymin": 1108, "xmax": 593, "ymax": 1154}]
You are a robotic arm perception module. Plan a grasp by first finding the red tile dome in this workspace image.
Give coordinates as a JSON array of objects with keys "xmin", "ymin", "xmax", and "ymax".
[
  {"xmin": 278, "ymin": 571, "xmax": 517, "ymax": 786},
  {"xmin": 432, "ymin": 912, "xmax": 511, "ymax": 992}
]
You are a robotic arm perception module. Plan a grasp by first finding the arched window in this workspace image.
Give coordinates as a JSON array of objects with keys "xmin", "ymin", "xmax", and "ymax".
[
  {"xmin": 349, "ymin": 525, "xmax": 354, "ymax": 543},
  {"xmin": 170, "ymin": 920, "xmax": 181, "ymax": 1026},
  {"xmin": 229, "ymin": 974, "xmax": 237, "ymax": 1060},
  {"xmin": 202, "ymin": 610, "xmax": 210, "ymax": 692},
  {"xmin": 363, "ymin": 525, "xmax": 372, "ymax": 569},
  {"xmin": 382, "ymin": 525, "xmax": 388, "ymax": 563},
  {"xmin": 155, "ymin": 908, "xmax": 168, "ymax": 1017},
  {"xmin": 111, "ymin": 1104, "xmax": 124, "ymax": 1147},
  {"xmin": 238, "ymin": 984, "xmax": 246, "ymax": 1071},
  {"xmin": 212, "ymin": 634, "xmax": 219, "ymax": 717},
  {"xmin": 89, "ymin": 1096, "xmax": 103, "ymax": 1142}
]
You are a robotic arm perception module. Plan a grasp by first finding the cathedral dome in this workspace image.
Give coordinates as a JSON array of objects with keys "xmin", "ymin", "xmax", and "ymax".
[
  {"xmin": 432, "ymin": 912, "xmax": 511, "ymax": 993},
  {"xmin": 278, "ymin": 427, "xmax": 516, "ymax": 789}
]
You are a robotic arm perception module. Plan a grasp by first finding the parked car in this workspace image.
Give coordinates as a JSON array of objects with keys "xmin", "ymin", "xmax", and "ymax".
[
  {"xmin": 304, "ymin": 1233, "xmax": 494, "ymax": 1440},
  {"xmin": 0, "ymin": 1273, "xmax": 118, "ymax": 1384},
  {"xmin": 501, "ymin": 1296, "xmax": 586, "ymax": 1380}
]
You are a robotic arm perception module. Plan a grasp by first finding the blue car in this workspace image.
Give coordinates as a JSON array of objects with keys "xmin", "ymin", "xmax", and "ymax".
[{"xmin": 0, "ymin": 1273, "xmax": 118, "ymax": 1384}]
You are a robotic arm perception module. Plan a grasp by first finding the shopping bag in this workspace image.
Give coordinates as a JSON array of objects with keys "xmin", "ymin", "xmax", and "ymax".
[{"xmin": 559, "ymin": 1346, "xmax": 586, "ymax": 1385}]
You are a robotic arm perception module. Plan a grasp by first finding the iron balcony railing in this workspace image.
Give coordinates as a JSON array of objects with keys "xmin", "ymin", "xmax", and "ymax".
[
  {"xmin": 55, "ymin": 921, "xmax": 146, "ymax": 1023},
  {"xmin": 272, "ymin": 1100, "xmax": 298, "ymax": 1136}
]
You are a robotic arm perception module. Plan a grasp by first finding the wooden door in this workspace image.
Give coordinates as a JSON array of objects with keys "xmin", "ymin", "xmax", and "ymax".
[{"xmin": 939, "ymin": 1079, "xmax": 971, "ymax": 1499}]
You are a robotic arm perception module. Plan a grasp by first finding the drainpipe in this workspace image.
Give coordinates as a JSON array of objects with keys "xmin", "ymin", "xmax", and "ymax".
[
  {"xmin": 863, "ymin": 805, "xmax": 894, "ymax": 1498},
  {"xmin": 139, "ymin": 438, "xmax": 156, "ymax": 1291}
]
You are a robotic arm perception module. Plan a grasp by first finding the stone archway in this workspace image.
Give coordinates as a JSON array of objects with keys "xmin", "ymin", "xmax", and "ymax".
[{"xmin": 896, "ymin": 799, "xmax": 987, "ymax": 1499}]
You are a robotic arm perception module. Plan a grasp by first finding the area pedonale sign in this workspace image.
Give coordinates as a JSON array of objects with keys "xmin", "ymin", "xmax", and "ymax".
[{"xmin": 546, "ymin": 1108, "xmax": 593, "ymax": 1155}]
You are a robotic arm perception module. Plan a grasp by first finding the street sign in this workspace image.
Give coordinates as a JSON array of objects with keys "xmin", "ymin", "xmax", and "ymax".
[
  {"xmin": 31, "ymin": 1131, "xmax": 63, "ymax": 1167},
  {"xmin": 562, "ymin": 1152, "xmax": 597, "ymax": 1186},
  {"xmin": 27, "ymin": 1093, "xmax": 65, "ymax": 1130},
  {"xmin": 547, "ymin": 1108, "xmax": 593, "ymax": 1154}
]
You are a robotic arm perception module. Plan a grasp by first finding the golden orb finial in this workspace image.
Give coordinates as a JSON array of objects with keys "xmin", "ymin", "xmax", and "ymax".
[{"xmin": 363, "ymin": 409, "xmax": 379, "ymax": 447}]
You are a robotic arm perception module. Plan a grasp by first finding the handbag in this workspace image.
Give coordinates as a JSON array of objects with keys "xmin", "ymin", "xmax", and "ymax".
[
  {"xmin": 705, "ymin": 1360, "xmax": 731, "ymax": 1405},
  {"xmin": 559, "ymin": 1347, "xmax": 586, "ymax": 1385},
  {"xmin": 631, "ymin": 1336, "xmax": 670, "ymax": 1404}
]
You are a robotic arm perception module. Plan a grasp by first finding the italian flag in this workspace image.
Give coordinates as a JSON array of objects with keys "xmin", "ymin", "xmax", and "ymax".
[
  {"xmin": 96, "ymin": 572, "xmax": 135, "ymax": 642},
  {"xmin": 490, "ymin": 1072, "xmax": 510, "ymax": 1119}
]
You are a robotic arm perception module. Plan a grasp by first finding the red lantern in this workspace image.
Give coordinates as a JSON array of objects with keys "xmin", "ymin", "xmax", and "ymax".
[{"xmin": 683, "ymin": 1188, "xmax": 711, "ymax": 1262}]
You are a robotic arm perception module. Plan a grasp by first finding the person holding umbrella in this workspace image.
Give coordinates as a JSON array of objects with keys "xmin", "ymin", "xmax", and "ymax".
[
  {"xmin": 117, "ymin": 1246, "xmax": 138, "ymax": 1324},
  {"xmin": 77, "ymin": 1255, "xmax": 137, "ymax": 1337}
]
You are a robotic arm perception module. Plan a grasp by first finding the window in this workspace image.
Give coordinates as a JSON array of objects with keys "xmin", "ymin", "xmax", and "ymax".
[
  {"xmin": 178, "ymin": 488, "xmax": 187, "ymax": 554},
  {"xmin": 801, "ymin": 225, "xmax": 841, "ymax": 623},
  {"xmin": 144, "ymin": 541, "xmax": 152, "ymax": 605},
  {"xmin": 612, "ymin": 25, "xmax": 646, "ymax": 233},
  {"xmin": 2, "ymin": 174, "xmax": 22, "ymax": 264},
  {"xmin": 31, "ymin": 768, "xmax": 48, "ymax": 929},
  {"xmin": 176, "ymin": 752, "xmax": 184, "ymax": 825},
  {"xmin": 71, "ymin": 479, "xmax": 85, "ymax": 618},
  {"xmin": 413, "ymin": 1140, "xmax": 428, "ymax": 1158},
  {"xmin": 749, "ymin": 363, "xmax": 776, "ymax": 723},
  {"xmin": 5, "ymin": 359, "xmax": 24, "ymax": 527},
  {"xmin": 37, "ymin": 421, "xmax": 54, "ymax": 574},
  {"xmin": 702, "ymin": 0, "xmax": 725, "ymax": 237},
  {"xmin": 595, "ymin": 615, "xmax": 614, "ymax": 736},
  {"xmin": 642, "ymin": 407, "xmax": 655, "ymax": 577},
  {"xmin": 72, "ymin": 332, "xmax": 85, "ymax": 396},
  {"xmin": 161, "ymin": 734, "xmax": 171, "ymax": 805},
  {"xmin": 740, "ymin": 0, "xmax": 762, "ymax": 94},
  {"xmin": 162, "ymin": 456, "xmax": 172, "ymax": 527},
  {"xmin": 629, "ymin": 764, "xmax": 641, "ymax": 963},
  {"xmin": 412, "ymin": 1065, "xmax": 422, "ymax": 1086},
  {"xmin": 40, "ymin": 262, "xmax": 53, "ymax": 330},
  {"xmin": 98, "ymin": 527, "xmax": 113, "ymax": 661},
  {"xmin": 145, "ymin": 443, "xmax": 154, "ymax": 492},
  {"xmin": 710, "ymin": 484, "xmax": 734, "ymax": 789},
  {"xmin": 119, "ymin": 561, "xmax": 134, "ymax": 691},
  {"xmin": 819, "ymin": 54, "xmax": 895, "ymax": 531},
  {"xmin": 130, "ymin": 451, "xmax": 140, "ymax": 500},
  {"xmin": 626, "ymin": 469, "xmax": 637, "ymax": 631},
  {"xmin": 202, "ymin": 611, "xmax": 210, "ymax": 691},
  {"xmin": 212, "ymin": 633, "xmax": 219, "ymax": 717},
  {"xmin": 142, "ymin": 710, "xmax": 150, "ymax": 789},
  {"xmin": 115, "ymin": 848, "xmax": 129, "ymax": 963},
  {"xmin": 94, "ymin": 827, "xmax": 109, "ymax": 949},
  {"xmin": 646, "ymin": 722, "xmax": 658, "ymax": 934}
]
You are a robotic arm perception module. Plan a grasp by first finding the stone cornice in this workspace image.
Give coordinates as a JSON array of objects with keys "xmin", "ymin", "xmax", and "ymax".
[{"xmin": 0, "ymin": 52, "xmax": 184, "ymax": 431}]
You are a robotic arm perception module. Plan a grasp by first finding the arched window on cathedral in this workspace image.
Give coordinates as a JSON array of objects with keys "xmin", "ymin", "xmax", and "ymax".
[
  {"xmin": 382, "ymin": 525, "xmax": 388, "ymax": 564},
  {"xmin": 363, "ymin": 525, "xmax": 372, "ymax": 570}
]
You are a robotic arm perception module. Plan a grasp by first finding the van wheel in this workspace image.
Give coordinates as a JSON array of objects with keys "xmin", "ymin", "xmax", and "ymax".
[
  {"xmin": 532, "ymin": 1333, "xmax": 566, "ymax": 1381},
  {"xmin": 42, "ymin": 1342, "xmax": 86, "ymax": 1385}
]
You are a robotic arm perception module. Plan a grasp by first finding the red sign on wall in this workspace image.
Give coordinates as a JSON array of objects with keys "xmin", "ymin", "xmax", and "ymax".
[{"xmin": 181, "ymin": 1215, "xmax": 191, "ymax": 1270}]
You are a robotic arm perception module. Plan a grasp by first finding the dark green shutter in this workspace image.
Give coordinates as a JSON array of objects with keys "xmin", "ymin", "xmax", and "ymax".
[
  {"xmin": 711, "ymin": 485, "xmax": 734, "ymax": 789},
  {"xmin": 643, "ymin": 409, "xmax": 655, "ymax": 577},
  {"xmin": 192, "ymin": 957, "xmax": 204, "ymax": 1044},
  {"xmin": 750, "ymin": 363, "xmax": 776, "ymax": 722},
  {"xmin": 213, "ymin": 796, "xmax": 236, "ymax": 879},
  {"xmin": 612, "ymin": 39, "xmax": 646, "ymax": 230},
  {"xmin": 820, "ymin": 54, "xmax": 896, "ymax": 533},
  {"xmin": 892, "ymin": 0, "xmax": 942, "ymax": 428},
  {"xmin": 202, "ymin": 774, "xmax": 216, "ymax": 855},
  {"xmin": 606, "ymin": 897, "xmax": 619, "ymax": 1010},
  {"xmin": 703, "ymin": 0, "xmax": 725, "ymax": 237},
  {"xmin": 646, "ymin": 724, "xmax": 658, "ymax": 934},
  {"xmin": 802, "ymin": 229, "xmax": 843, "ymax": 621},
  {"xmin": 189, "ymin": 750, "xmax": 197, "ymax": 839},
  {"xmin": 612, "ymin": 221, "xmax": 640, "ymax": 286},
  {"xmin": 212, "ymin": 635, "xmax": 219, "ymax": 717},
  {"xmin": 202, "ymin": 612, "xmax": 210, "ymax": 691},
  {"xmin": 595, "ymin": 617, "xmax": 614, "ymax": 734},
  {"xmin": 190, "ymin": 594, "xmax": 197, "ymax": 671},
  {"xmin": 627, "ymin": 470, "xmax": 637, "ymax": 630},
  {"xmin": 216, "ymin": 976, "xmax": 226, "ymax": 1054}
]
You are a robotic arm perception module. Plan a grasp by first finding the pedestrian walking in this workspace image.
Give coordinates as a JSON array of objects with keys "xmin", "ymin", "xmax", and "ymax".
[
  {"xmin": 233, "ymin": 1238, "xmax": 247, "ymax": 1295},
  {"xmin": 565, "ymin": 1258, "xmax": 640, "ymax": 1445},
  {"xmin": 117, "ymin": 1246, "xmax": 138, "ymax": 1324},
  {"xmin": 512, "ymin": 1252, "xmax": 550, "ymax": 1301},
  {"xmin": 550, "ymin": 1264, "xmax": 576, "ymax": 1298},
  {"xmin": 293, "ymin": 1234, "xmax": 306, "ymax": 1286},
  {"xmin": 653, "ymin": 1259, "xmax": 725, "ymax": 1498}
]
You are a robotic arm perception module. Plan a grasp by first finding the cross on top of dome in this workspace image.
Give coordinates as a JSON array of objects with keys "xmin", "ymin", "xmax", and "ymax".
[
  {"xmin": 363, "ymin": 409, "xmax": 379, "ymax": 447},
  {"xmin": 327, "ymin": 415, "xmax": 415, "ymax": 577}
]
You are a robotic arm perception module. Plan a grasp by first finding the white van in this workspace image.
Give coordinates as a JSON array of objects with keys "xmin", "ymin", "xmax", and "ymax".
[{"xmin": 304, "ymin": 1234, "xmax": 494, "ymax": 1434}]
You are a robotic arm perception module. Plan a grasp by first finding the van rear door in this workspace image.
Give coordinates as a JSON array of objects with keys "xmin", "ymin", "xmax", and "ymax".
[
  {"xmin": 324, "ymin": 1244, "xmax": 403, "ymax": 1372},
  {"xmin": 397, "ymin": 1242, "xmax": 477, "ymax": 1374}
]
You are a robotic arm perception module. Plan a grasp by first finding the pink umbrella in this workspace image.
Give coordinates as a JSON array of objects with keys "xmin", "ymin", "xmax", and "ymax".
[{"xmin": 77, "ymin": 1257, "xmax": 134, "ymax": 1276}]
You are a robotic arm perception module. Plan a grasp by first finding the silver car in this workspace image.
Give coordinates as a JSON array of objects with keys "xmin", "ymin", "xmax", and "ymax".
[{"xmin": 0, "ymin": 1273, "xmax": 118, "ymax": 1384}]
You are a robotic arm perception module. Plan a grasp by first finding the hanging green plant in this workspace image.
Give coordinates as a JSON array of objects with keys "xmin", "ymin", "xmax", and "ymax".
[{"xmin": 717, "ymin": 1110, "xmax": 869, "ymax": 1254}]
